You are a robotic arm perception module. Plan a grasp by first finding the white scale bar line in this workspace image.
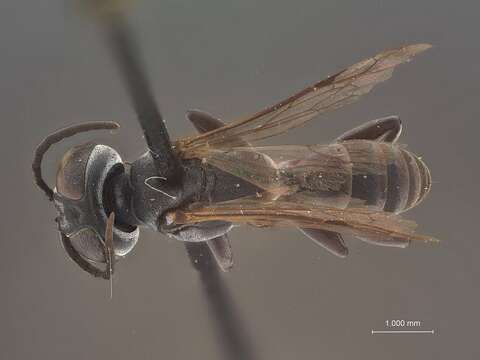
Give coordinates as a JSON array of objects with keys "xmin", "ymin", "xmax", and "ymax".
[{"xmin": 371, "ymin": 330, "xmax": 434, "ymax": 334}]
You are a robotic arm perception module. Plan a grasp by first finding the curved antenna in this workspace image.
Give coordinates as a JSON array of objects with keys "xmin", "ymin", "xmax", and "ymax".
[
  {"xmin": 95, "ymin": 8, "xmax": 180, "ymax": 179},
  {"xmin": 32, "ymin": 121, "xmax": 119, "ymax": 201},
  {"xmin": 105, "ymin": 212, "xmax": 116, "ymax": 297},
  {"xmin": 60, "ymin": 212, "xmax": 116, "ymax": 282},
  {"xmin": 60, "ymin": 233, "xmax": 110, "ymax": 279}
]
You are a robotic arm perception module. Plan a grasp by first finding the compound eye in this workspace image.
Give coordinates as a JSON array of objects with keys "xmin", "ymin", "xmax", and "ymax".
[
  {"xmin": 69, "ymin": 228, "xmax": 106, "ymax": 263},
  {"xmin": 56, "ymin": 144, "xmax": 95, "ymax": 200}
]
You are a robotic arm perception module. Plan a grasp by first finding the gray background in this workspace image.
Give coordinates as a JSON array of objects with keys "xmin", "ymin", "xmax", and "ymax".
[{"xmin": 1, "ymin": 0, "xmax": 479, "ymax": 359}]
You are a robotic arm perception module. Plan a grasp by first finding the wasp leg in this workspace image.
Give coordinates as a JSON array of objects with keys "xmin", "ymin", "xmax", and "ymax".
[
  {"xmin": 186, "ymin": 110, "xmax": 250, "ymax": 147},
  {"xmin": 170, "ymin": 221, "xmax": 233, "ymax": 242},
  {"xmin": 336, "ymin": 116, "xmax": 402, "ymax": 143},
  {"xmin": 356, "ymin": 236, "xmax": 410, "ymax": 248},
  {"xmin": 185, "ymin": 110, "xmax": 237, "ymax": 270},
  {"xmin": 183, "ymin": 234, "xmax": 233, "ymax": 272},
  {"xmin": 187, "ymin": 110, "xmax": 225, "ymax": 133},
  {"xmin": 184, "ymin": 241, "xmax": 214, "ymax": 271},
  {"xmin": 206, "ymin": 235, "xmax": 234, "ymax": 272},
  {"xmin": 299, "ymin": 228, "xmax": 348, "ymax": 258}
]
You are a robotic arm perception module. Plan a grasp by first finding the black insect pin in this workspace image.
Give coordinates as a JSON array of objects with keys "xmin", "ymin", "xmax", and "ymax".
[{"xmin": 33, "ymin": 2, "xmax": 435, "ymax": 279}]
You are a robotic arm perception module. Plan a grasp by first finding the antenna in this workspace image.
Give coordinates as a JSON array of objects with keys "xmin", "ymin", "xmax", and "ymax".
[{"xmin": 105, "ymin": 212, "xmax": 116, "ymax": 299}]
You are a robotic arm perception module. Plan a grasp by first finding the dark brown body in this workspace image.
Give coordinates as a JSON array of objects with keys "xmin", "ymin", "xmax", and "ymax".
[
  {"xmin": 345, "ymin": 141, "xmax": 431, "ymax": 214},
  {"xmin": 32, "ymin": 41, "xmax": 434, "ymax": 277},
  {"xmin": 308, "ymin": 140, "xmax": 431, "ymax": 214},
  {"xmin": 202, "ymin": 139, "xmax": 431, "ymax": 216},
  {"xmin": 294, "ymin": 140, "xmax": 432, "ymax": 214}
]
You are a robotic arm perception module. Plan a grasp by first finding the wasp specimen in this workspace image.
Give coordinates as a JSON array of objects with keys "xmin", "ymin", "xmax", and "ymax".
[{"xmin": 32, "ymin": 4, "xmax": 434, "ymax": 279}]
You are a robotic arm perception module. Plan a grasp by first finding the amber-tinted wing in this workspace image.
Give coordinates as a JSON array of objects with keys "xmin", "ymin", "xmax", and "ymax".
[
  {"xmin": 177, "ymin": 44, "xmax": 431, "ymax": 158},
  {"xmin": 193, "ymin": 142, "xmax": 387, "ymax": 203},
  {"xmin": 167, "ymin": 199, "xmax": 437, "ymax": 244},
  {"xmin": 193, "ymin": 144, "xmax": 348, "ymax": 196}
]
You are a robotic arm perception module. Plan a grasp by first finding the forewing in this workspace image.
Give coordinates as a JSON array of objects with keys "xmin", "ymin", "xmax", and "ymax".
[
  {"xmin": 177, "ymin": 44, "xmax": 431, "ymax": 157},
  {"xmin": 194, "ymin": 142, "xmax": 386, "ymax": 203},
  {"xmin": 167, "ymin": 199, "xmax": 437, "ymax": 245},
  {"xmin": 195, "ymin": 144, "xmax": 349, "ymax": 196}
]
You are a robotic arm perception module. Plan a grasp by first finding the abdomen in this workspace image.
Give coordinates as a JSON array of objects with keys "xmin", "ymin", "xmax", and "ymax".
[{"xmin": 342, "ymin": 140, "xmax": 431, "ymax": 214}]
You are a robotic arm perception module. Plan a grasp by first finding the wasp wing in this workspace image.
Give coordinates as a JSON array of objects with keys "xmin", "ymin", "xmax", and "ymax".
[
  {"xmin": 177, "ymin": 44, "xmax": 431, "ymax": 158},
  {"xmin": 193, "ymin": 144, "xmax": 348, "ymax": 197},
  {"xmin": 193, "ymin": 142, "xmax": 388, "ymax": 206},
  {"xmin": 167, "ymin": 199, "xmax": 437, "ymax": 244}
]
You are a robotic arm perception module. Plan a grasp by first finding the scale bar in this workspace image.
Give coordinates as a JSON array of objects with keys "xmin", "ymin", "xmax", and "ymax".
[{"xmin": 371, "ymin": 330, "xmax": 434, "ymax": 334}]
